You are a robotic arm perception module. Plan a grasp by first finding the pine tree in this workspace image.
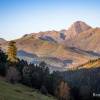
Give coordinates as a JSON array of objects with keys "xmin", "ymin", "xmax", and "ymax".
[
  {"xmin": 55, "ymin": 80, "xmax": 70, "ymax": 100},
  {"xmin": 7, "ymin": 41, "xmax": 18, "ymax": 62},
  {"xmin": 0, "ymin": 48, "xmax": 8, "ymax": 76}
]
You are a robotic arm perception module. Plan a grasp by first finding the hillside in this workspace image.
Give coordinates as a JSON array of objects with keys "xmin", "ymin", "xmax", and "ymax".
[
  {"xmin": 78, "ymin": 58, "xmax": 100, "ymax": 69},
  {"xmin": 0, "ymin": 79, "xmax": 56, "ymax": 100},
  {"xmin": 68, "ymin": 58, "xmax": 100, "ymax": 70},
  {"xmin": 13, "ymin": 38, "xmax": 100, "ymax": 68},
  {"xmin": 1, "ymin": 35, "xmax": 97, "ymax": 70}
]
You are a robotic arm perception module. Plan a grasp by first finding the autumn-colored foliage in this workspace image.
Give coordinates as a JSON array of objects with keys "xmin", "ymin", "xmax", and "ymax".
[
  {"xmin": 7, "ymin": 41, "xmax": 18, "ymax": 62},
  {"xmin": 55, "ymin": 80, "xmax": 70, "ymax": 100}
]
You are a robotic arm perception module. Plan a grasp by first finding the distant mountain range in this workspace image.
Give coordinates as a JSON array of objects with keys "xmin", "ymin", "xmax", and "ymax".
[{"xmin": 0, "ymin": 21, "xmax": 100, "ymax": 71}]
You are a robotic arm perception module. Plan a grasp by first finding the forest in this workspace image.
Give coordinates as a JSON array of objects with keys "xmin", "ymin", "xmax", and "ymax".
[{"xmin": 0, "ymin": 41, "xmax": 100, "ymax": 100}]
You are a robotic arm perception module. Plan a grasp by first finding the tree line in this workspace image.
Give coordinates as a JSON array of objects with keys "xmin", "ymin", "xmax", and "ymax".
[
  {"xmin": 0, "ymin": 41, "xmax": 100, "ymax": 100},
  {"xmin": 0, "ymin": 41, "xmax": 70, "ymax": 100}
]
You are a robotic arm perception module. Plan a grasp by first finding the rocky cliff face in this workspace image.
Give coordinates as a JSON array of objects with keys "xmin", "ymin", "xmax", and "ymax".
[
  {"xmin": 65, "ymin": 21, "xmax": 92, "ymax": 39},
  {"xmin": 65, "ymin": 28, "xmax": 100, "ymax": 53}
]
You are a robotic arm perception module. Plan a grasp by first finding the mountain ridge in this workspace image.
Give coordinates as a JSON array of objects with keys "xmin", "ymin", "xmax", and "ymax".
[{"xmin": 0, "ymin": 21, "xmax": 100, "ymax": 71}]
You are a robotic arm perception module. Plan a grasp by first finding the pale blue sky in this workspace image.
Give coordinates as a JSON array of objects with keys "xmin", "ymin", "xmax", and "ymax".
[{"xmin": 0, "ymin": 0, "xmax": 100, "ymax": 40}]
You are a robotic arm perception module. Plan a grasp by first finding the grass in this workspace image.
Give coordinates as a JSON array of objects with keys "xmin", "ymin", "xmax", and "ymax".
[{"xmin": 0, "ymin": 79, "xmax": 56, "ymax": 100}]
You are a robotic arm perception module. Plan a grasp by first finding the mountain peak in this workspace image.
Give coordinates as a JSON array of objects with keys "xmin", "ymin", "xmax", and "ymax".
[
  {"xmin": 73, "ymin": 20, "xmax": 91, "ymax": 27},
  {"xmin": 73, "ymin": 20, "xmax": 86, "ymax": 24},
  {"xmin": 65, "ymin": 21, "xmax": 92, "ymax": 39}
]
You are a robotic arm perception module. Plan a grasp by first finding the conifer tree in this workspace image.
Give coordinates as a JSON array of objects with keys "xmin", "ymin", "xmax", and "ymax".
[
  {"xmin": 7, "ymin": 41, "xmax": 18, "ymax": 62},
  {"xmin": 55, "ymin": 80, "xmax": 70, "ymax": 100},
  {"xmin": 0, "ymin": 48, "xmax": 8, "ymax": 76}
]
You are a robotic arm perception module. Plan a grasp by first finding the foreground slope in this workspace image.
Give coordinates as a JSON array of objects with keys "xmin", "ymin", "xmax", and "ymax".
[{"xmin": 0, "ymin": 79, "xmax": 56, "ymax": 100}]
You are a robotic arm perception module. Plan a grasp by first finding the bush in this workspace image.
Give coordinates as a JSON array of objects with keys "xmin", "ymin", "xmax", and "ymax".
[
  {"xmin": 79, "ymin": 85, "xmax": 91, "ymax": 100},
  {"xmin": 40, "ymin": 85, "xmax": 48, "ymax": 95},
  {"xmin": 6, "ymin": 67, "xmax": 20, "ymax": 84},
  {"xmin": 22, "ymin": 66, "xmax": 32, "ymax": 86}
]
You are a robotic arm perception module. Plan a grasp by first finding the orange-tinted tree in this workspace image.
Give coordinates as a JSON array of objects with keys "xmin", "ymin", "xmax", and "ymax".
[
  {"xmin": 7, "ymin": 41, "xmax": 18, "ymax": 62},
  {"xmin": 55, "ymin": 80, "xmax": 70, "ymax": 100}
]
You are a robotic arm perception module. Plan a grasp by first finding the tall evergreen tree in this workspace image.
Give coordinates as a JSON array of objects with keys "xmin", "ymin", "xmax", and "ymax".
[
  {"xmin": 0, "ymin": 48, "xmax": 8, "ymax": 76},
  {"xmin": 7, "ymin": 41, "xmax": 18, "ymax": 62},
  {"xmin": 55, "ymin": 80, "xmax": 70, "ymax": 100}
]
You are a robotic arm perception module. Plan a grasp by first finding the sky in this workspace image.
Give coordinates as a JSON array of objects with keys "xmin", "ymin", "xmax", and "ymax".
[{"xmin": 0, "ymin": 0, "xmax": 100, "ymax": 40}]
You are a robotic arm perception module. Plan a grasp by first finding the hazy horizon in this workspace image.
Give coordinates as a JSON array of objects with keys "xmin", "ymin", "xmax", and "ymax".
[{"xmin": 0, "ymin": 0, "xmax": 100, "ymax": 40}]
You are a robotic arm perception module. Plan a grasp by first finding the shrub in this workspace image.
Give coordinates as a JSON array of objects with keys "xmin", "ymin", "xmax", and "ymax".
[
  {"xmin": 6, "ymin": 67, "xmax": 20, "ymax": 84},
  {"xmin": 40, "ymin": 85, "xmax": 48, "ymax": 95}
]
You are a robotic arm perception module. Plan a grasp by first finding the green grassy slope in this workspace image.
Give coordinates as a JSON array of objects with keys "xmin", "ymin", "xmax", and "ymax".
[{"xmin": 0, "ymin": 80, "xmax": 56, "ymax": 100}]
